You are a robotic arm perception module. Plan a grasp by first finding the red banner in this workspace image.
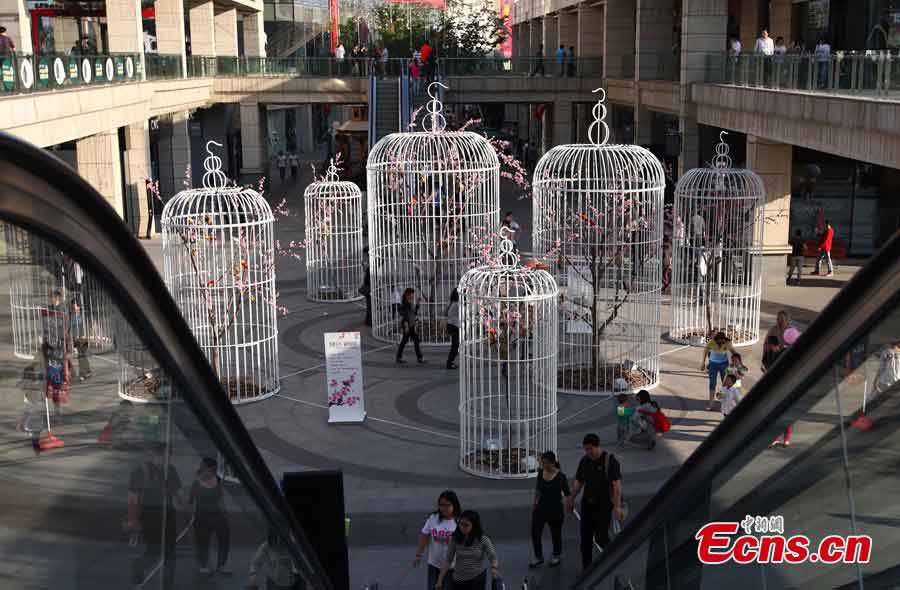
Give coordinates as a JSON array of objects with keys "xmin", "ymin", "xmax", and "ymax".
[
  {"xmin": 499, "ymin": 0, "xmax": 512, "ymax": 58},
  {"xmin": 330, "ymin": 0, "xmax": 339, "ymax": 54}
]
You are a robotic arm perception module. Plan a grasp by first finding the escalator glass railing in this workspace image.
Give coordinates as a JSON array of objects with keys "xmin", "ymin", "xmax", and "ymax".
[
  {"xmin": 576, "ymin": 231, "xmax": 900, "ymax": 590},
  {"xmin": 0, "ymin": 134, "xmax": 330, "ymax": 590}
]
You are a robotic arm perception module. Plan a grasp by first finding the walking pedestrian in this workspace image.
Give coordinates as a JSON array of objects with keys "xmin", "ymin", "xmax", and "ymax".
[
  {"xmin": 813, "ymin": 219, "xmax": 834, "ymax": 277},
  {"xmin": 701, "ymin": 331, "xmax": 735, "ymax": 411},
  {"xmin": 414, "ymin": 490, "xmax": 461, "ymax": 590},
  {"xmin": 567, "ymin": 433, "xmax": 624, "ymax": 568},
  {"xmin": 420, "ymin": 40, "xmax": 434, "ymax": 83},
  {"xmin": 555, "ymin": 45, "xmax": 566, "ymax": 77},
  {"xmin": 435, "ymin": 510, "xmax": 499, "ymax": 590},
  {"xmin": 190, "ymin": 457, "xmax": 231, "ymax": 576},
  {"xmin": 397, "ymin": 288, "xmax": 425, "ymax": 364},
  {"xmin": 719, "ymin": 374, "xmax": 742, "ymax": 418},
  {"xmin": 615, "ymin": 393, "xmax": 634, "ymax": 445},
  {"xmin": 814, "ymin": 37, "xmax": 832, "ymax": 88},
  {"xmin": 69, "ymin": 299, "xmax": 92, "ymax": 381},
  {"xmin": 501, "ymin": 211, "xmax": 521, "ymax": 251},
  {"xmin": 276, "ymin": 152, "xmax": 287, "ymax": 182},
  {"xmin": 787, "ymin": 229, "xmax": 805, "ymax": 284},
  {"xmin": 766, "ymin": 310, "xmax": 793, "ymax": 348},
  {"xmin": 289, "ymin": 152, "xmax": 299, "ymax": 181},
  {"xmin": 0, "ymin": 26, "xmax": 16, "ymax": 54},
  {"xmin": 761, "ymin": 335, "xmax": 783, "ymax": 373},
  {"xmin": 530, "ymin": 451, "xmax": 570, "ymax": 569},
  {"xmin": 532, "ymin": 44, "xmax": 545, "ymax": 76},
  {"xmin": 127, "ymin": 443, "xmax": 184, "ymax": 589},
  {"xmin": 446, "ymin": 289, "xmax": 460, "ymax": 369},
  {"xmin": 726, "ymin": 352, "xmax": 748, "ymax": 389},
  {"xmin": 410, "ymin": 57, "xmax": 422, "ymax": 96}
]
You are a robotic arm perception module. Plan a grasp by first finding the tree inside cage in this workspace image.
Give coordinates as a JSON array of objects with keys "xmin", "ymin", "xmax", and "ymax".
[
  {"xmin": 670, "ymin": 132, "xmax": 765, "ymax": 347},
  {"xmin": 304, "ymin": 159, "xmax": 365, "ymax": 303},
  {"xmin": 533, "ymin": 89, "xmax": 665, "ymax": 396},
  {"xmin": 458, "ymin": 239, "xmax": 558, "ymax": 478},
  {"xmin": 367, "ymin": 82, "xmax": 500, "ymax": 345},
  {"xmin": 161, "ymin": 141, "xmax": 280, "ymax": 404}
]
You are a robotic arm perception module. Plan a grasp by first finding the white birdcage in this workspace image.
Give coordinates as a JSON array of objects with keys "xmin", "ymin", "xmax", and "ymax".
[
  {"xmin": 367, "ymin": 82, "xmax": 500, "ymax": 345},
  {"xmin": 458, "ymin": 239, "xmax": 558, "ymax": 479},
  {"xmin": 304, "ymin": 160, "xmax": 364, "ymax": 302},
  {"xmin": 670, "ymin": 132, "xmax": 765, "ymax": 347},
  {"xmin": 4, "ymin": 226, "xmax": 66, "ymax": 360},
  {"xmin": 117, "ymin": 311, "xmax": 173, "ymax": 403},
  {"xmin": 532, "ymin": 89, "xmax": 665, "ymax": 396},
  {"xmin": 161, "ymin": 141, "xmax": 279, "ymax": 404}
]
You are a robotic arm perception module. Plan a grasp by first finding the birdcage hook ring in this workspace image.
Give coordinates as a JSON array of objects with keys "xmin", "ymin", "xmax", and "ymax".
[
  {"xmin": 588, "ymin": 87, "xmax": 610, "ymax": 146},
  {"xmin": 202, "ymin": 140, "xmax": 228, "ymax": 190}
]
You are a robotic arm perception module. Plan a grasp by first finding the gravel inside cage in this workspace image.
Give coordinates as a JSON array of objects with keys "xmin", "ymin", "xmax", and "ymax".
[
  {"xmin": 222, "ymin": 376, "xmax": 268, "ymax": 400},
  {"xmin": 123, "ymin": 371, "xmax": 168, "ymax": 401},
  {"xmin": 463, "ymin": 448, "xmax": 540, "ymax": 475},
  {"xmin": 558, "ymin": 364, "xmax": 653, "ymax": 393}
]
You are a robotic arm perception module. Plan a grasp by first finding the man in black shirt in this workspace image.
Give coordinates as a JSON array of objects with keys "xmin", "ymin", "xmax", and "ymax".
[
  {"xmin": 127, "ymin": 443, "xmax": 184, "ymax": 588},
  {"xmin": 787, "ymin": 229, "xmax": 805, "ymax": 284},
  {"xmin": 567, "ymin": 433, "xmax": 624, "ymax": 569}
]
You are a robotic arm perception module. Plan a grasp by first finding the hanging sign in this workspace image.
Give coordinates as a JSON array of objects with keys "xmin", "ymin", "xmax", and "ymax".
[{"xmin": 324, "ymin": 332, "xmax": 365, "ymax": 423}]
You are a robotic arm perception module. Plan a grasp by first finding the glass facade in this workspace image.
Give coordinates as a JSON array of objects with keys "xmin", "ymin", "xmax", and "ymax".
[{"xmin": 0, "ymin": 222, "xmax": 315, "ymax": 589}]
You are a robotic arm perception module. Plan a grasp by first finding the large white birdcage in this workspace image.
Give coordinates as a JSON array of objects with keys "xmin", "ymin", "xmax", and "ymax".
[
  {"xmin": 304, "ymin": 161, "xmax": 364, "ymax": 302},
  {"xmin": 458, "ymin": 239, "xmax": 558, "ymax": 479},
  {"xmin": 532, "ymin": 89, "xmax": 665, "ymax": 396},
  {"xmin": 367, "ymin": 82, "xmax": 500, "ymax": 345},
  {"xmin": 670, "ymin": 132, "xmax": 765, "ymax": 347},
  {"xmin": 161, "ymin": 141, "xmax": 279, "ymax": 404},
  {"xmin": 4, "ymin": 226, "xmax": 65, "ymax": 360}
]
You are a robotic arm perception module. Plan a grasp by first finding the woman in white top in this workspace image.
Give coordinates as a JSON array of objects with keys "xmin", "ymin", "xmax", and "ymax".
[
  {"xmin": 415, "ymin": 490, "xmax": 461, "ymax": 590},
  {"xmin": 815, "ymin": 37, "xmax": 832, "ymax": 87},
  {"xmin": 446, "ymin": 289, "xmax": 460, "ymax": 370}
]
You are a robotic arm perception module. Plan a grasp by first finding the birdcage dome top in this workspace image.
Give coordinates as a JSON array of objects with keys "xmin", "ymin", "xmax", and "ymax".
[
  {"xmin": 161, "ymin": 142, "xmax": 274, "ymax": 228},
  {"xmin": 675, "ymin": 133, "xmax": 765, "ymax": 202},
  {"xmin": 305, "ymin": 163, "xmax": 362, "ymax": 200},
  {"xmin": 367, "ymin": 130, "xmax": 499, "ymax": 172},
  {"xmin": 534, "ymin": 143, "xmax": 665, "ymax": 188},
  {"xmin": 458, "ymin": 241, "xmax": 558, "ymax": 301}
]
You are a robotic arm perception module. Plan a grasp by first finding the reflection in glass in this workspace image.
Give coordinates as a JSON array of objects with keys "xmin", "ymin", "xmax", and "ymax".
[{"xmin": 0, "ymin": 220, "xmax": 308, "ymax": 590}]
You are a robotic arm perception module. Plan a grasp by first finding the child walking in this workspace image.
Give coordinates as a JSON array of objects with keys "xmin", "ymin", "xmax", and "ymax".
[
  {"xmin": 615, "ymin": 393, "xmax": 634, "ymax": 446},
  {"xmin": 719, "ymin": 374, "xmax": 742, "ymax": 418}
]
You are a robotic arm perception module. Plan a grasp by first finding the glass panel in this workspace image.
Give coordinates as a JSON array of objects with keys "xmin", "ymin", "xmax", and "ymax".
[
  {"xmin": 842, "ymin": 305, "xmax": 900, "ymax": 586},
  {"xmin": 0, "ymin": 221, "xmax": 309, "ymax": 590}
]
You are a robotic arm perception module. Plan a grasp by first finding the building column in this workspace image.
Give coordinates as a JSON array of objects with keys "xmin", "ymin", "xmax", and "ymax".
[
  {"xmin": 770, "ymin": 0, "xmax": 791, "ymax": 45},
  {"xmin": 558, "ymin": 10, "xmax": 577, "ymax": 52},
  {"xmin": 295, "ymin": 105, "xmax": 314, "ymax": 153},
  {"xmin": 739, "ymin": 0, "xmax": 760, "ymax": 52},
  {"xmin": 679, "ymin": 0, "xmax": 727, "ymax": 177},
  {"xmin": 77, "ymin": 130, "xmax": 124, "ymax": 218},
  {"xmin": 189, "ymin": 0, "xmax": 216, "ymax": 56},
  {"xmin": 52, "ymin": 17, "xmax": 80, "ymax": 53},
  {"xmin": 518, "ymin": 104, "xmax": 529, "ymax": 141},
  {"xmin": 678, "ymin": 116, "xmax": 699, "ymax": 177},
  {"xmin": 0, "ymin": 0, "xmax": 32, "ymax": 53},
  {"xmin": 636, "ymin": 0, "xmax": 675, "ymax": 81},
  {"xmin": 634, "ymin": 105, "xmax": 654, "ymax": 146},
  {"xmin": 215, "ymin": 7, "xmax": 239, "ymax": 57},
  {"xmin": 240, "ymin": 102, "xmax": 268, "ymax": 174},
  {"xmin": 158, "ymin": 113, "xmax": 192, "ymax": 198},
  {"xmin": 605, "ymin": 0, "xmax": 636, "ymax": 78},
  {"xmin": 530, "ymin": 18, "xmax": 544, "ymax": 59},
  {"xmin": 243, "ymin": 11, "xmax": 266, "ymax": 57},
  {"xmin": 155, "ymin": 0, "xmax": 187, "ymax": 76},
  {"xmin": 123, "ymin": 122, "xmax": 152, "ymax": 237},
  {"xmin": 747, "ymin": 135, "xmax": 793, "ymax": 284},
  {"xmin": 577, "ymin": 4, "xmax": 603, "ymax": 58},
  {"xmin": 550, "ymin": 100, "xmax": 572, "ymax": 147},
  {"xmin": 543, "ymin": 15, "xmax": 559, "ymax": 67}
]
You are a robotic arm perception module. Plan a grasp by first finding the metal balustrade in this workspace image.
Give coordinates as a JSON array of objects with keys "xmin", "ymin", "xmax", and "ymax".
[
  {"xmin": 0, "ymin": 52, "xmax": 142, "ymax": 94},
  {"xmin": 706, "ymin": 51, "xmax": 900, "ymax": 96}
]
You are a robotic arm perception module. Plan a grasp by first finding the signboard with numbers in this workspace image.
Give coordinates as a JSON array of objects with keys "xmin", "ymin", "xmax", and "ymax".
[{"xmin": 324, "ymin": 332, "xmax": 365, "ymax": 423}]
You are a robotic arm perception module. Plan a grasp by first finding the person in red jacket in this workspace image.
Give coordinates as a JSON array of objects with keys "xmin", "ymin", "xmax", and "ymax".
[{"xmin": 813, "ymin": 219, "xmax": 834, "ymax": 277}]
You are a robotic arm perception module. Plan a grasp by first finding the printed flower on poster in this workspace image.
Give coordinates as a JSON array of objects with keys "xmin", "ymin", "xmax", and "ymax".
[{"xmin": 327, "ymin": 370, "xmax": 360, "ymax": 407}]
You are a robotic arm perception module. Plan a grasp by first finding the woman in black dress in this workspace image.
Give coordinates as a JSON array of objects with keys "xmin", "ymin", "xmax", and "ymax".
[
  {"xmin": 530, "ymin": 451, "xmax": 571, "ymax": 568},
  {"xmin": 190, "ymin": 457, "xmax": 231, "ymax": 576}
]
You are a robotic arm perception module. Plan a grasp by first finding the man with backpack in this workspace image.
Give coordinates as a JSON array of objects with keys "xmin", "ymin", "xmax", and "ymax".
[
  {"xmin": 127, "ymin": 443, "xmax": 185, "ymax": 589},
  {"xmin": 567, "ymin": 433, "xmax": 624, "ymax": 569}
]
